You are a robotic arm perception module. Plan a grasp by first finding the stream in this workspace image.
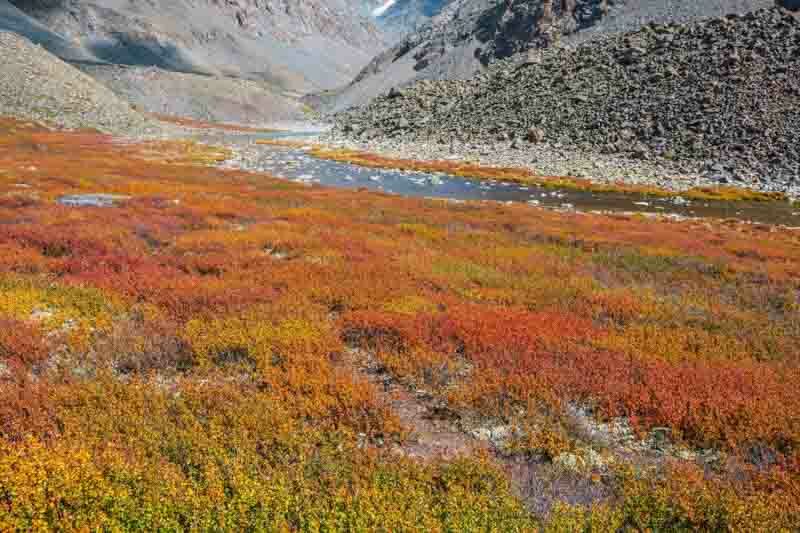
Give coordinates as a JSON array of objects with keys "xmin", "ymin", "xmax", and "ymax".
[{"xmin": 195, "ymin": 131, "xmax": 800, "ymax": 227}]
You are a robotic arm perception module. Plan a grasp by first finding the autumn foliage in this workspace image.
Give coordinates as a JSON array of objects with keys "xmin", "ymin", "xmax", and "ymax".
[{"xmin": 0, "ymin": 117, "xmax": 799, "ymax": 529}]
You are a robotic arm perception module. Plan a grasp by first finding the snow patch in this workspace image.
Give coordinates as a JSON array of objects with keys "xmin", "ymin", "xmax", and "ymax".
[{"xmin": 372, "ymin": 0, "xmax": 397, "ymax": 17}]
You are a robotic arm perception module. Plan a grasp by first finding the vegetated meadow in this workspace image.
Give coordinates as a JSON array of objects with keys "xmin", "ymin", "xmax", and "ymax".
[{"xmin": 0, "ymin": 117, "xmax": 799, "ymax": 530}]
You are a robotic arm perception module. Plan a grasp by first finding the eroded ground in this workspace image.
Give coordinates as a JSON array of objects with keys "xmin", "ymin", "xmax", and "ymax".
[{"xmin": 1, "ymin": 118, "xmax": 799, "ymax": 530}]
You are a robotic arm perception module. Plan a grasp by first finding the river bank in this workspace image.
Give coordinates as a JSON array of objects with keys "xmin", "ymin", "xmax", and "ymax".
[
  {"xmin": 320, "ymin": 129, "xmax": 800, "ymax": 202},
  {"xmin": 180, "ymin": 126, "xmax": 800, "ymax": 227}
]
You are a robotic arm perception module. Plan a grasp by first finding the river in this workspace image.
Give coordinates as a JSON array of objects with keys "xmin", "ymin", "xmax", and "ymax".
[{"xmin": 195, "ymin": 131, "xmax": 800, "ymax": 227}]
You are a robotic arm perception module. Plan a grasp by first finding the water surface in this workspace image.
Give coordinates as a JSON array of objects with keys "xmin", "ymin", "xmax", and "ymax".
[{"xmin": 197, "ymin": 131, "xmax": 800, "ymax": 227}]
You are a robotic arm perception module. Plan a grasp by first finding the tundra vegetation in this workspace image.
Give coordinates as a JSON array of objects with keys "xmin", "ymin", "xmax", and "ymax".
[{"xmin": 0, "ymin": 118, "xmax": 799, "ymax": 530}]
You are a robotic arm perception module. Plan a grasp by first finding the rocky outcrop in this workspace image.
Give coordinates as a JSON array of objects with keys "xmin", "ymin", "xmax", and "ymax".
[{"xmin": 333, "ymin": 8, "xmax": 800, "ymax": 188}]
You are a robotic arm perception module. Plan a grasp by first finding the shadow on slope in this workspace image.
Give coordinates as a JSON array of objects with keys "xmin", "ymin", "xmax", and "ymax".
[
  {"xmin": 86, "ymin": 33, "xmax": 215, "ymax": 75},
  {"xmin": 0, "ymin": 0, "xmax": 93, "ymax": 61}
]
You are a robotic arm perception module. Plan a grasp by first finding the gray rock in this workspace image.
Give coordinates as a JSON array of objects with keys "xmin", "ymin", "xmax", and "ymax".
[
  {"xmin": 525, "ymin": 127, "xmax": 546, "ymax": 143},
  {"xmin": 361, "ymin": 128, "xmax": 382, "ymax": 139},
  {"xmin": 58, "ymin": 194, "xmax": 131, "ymax": 208}
]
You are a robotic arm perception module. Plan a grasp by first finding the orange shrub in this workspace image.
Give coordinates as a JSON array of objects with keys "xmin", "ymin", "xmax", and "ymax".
[{"xmin": 1, "ymin": 117, "xmax": 800, "ymax": 526}]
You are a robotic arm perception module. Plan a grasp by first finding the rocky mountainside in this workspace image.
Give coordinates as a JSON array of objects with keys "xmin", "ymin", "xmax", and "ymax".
[
  {"xmin": 333, "ymin": 7, "xmax": 800, "ymax": 189},
  {"xmin": 0, "ymin": 0, "xmax": 91, "ymax": 61},
  {"xmin": 326, "ymin": 0, "xmax": 774, "ymax": 112},
  {"xmin": 0, "ymin": 31, "xmax": 162, "ymax": 135},
  {"xmin": 0, "ymin": 0, "xmax": 386, "ymax": 125},
  {"xmin": 7, "ymin": 0, "xmax": 384, "ymax": 93}
]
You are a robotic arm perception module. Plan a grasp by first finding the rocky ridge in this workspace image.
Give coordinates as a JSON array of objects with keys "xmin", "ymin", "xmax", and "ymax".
[
  {"xmin": 331, "ymin": 7, "xmax": 800, "ymax": 191},
  {"xmin": 375, "ymin": 0, "xmax": 451, "ymax": 33},
  {"xmin": 322, "ymin": 0, "xmax": 595, "ymax": 112}
]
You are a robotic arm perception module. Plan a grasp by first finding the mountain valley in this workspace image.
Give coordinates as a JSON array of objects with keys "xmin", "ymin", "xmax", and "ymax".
[{"xmin": 1, "ymin": 2, "xmax": 800, "ymax": 531}]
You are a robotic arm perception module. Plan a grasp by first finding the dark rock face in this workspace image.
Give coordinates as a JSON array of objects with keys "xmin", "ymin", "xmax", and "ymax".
[{"xmin": 334, "ymin": 7, "xmax": 800, "ymax": 187}]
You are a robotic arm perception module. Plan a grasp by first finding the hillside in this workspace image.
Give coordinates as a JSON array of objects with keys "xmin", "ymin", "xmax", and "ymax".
[
  {"xmin": 0, "ymin": 0, "xmax": 93, "ymax": 61},
  {"xmin": 327, "ymin": 0, "xmax": 773, "ymax": 111},
  {"xmin": 1, "ymin": 0, "xmax": 385, "ymax": 125},
  {"xmin": 8, "ymin": 0, "xmax": 384, "ymax": 94},
  {"xmin": 80, "ymin": 65, "xmax": 307, "ymax": 126},
  {"xmin": 0, "ymin": 31, "xmax": 162, "ymax": 135},
  {"xmin": 332, "ymin": 7, "xmax": 800, "ymax": 190}
]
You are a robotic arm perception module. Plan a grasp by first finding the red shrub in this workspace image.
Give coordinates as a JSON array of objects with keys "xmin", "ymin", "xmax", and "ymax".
[{"xmin": 0, "ymin": 319, "xmax": 49, "ymax": 372}]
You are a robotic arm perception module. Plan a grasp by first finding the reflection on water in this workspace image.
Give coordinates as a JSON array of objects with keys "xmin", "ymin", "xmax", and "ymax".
[{"xmin": 196, "ymin": 131, "xmax": 800, "ymax": 227}]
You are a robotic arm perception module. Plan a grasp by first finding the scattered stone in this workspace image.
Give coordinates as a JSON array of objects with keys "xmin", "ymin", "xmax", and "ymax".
[
  {"xmin": 469, "ymin": 425, "xmax": 512, "ymax": 446},
  {"xmin": 30, "ymin": 308, "xmax": 54, "ymax": 322},
  {"xmin": 675, "ymin": 449, "xmax": 696, "ymax": 461}
]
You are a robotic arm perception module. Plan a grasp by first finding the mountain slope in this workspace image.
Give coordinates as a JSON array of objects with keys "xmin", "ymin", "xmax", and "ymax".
[
  {"xmin": 1, "ymin": 0, "xmax": 386, "ymax": 125},
  {"xmin": 328, "ymin": 0, "xmax": 774, "ymax": 112},
  {"xmin": 333, "ymin": 7, "xmax": 800, "ymax": 188},
  {"xmin": 0, "ymin": 0, "xmax": 93, "ymax": 61},
  {"xmin": 7, "ymin": 0, "xmax": 385, "ymax": 94},
  {"xmin": 0, "ymin": 31, "xmax": 161, "ymax": 135},
  {"xmin": 81, "ymin": 65, "xmax": 306, "ymax": 126}
]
